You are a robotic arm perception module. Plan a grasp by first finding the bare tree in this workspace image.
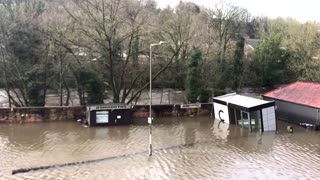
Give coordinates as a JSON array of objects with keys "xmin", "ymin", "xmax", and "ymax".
[
  {"xmin": 63, "ymin": 0, "xmax": 184, "ymax": 104},
  {"xmin": 209, "ymin": 2, "xmax": 248, "ymax": 63}
]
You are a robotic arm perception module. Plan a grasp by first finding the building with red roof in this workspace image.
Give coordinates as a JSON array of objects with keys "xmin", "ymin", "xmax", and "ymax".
[{"xmin": 263, "ymin": 81, "xmax": 320, "ymax": 128}]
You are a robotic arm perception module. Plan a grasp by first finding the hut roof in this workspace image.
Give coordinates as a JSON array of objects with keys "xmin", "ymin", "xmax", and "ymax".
[
  {"xmin": 263, "ymin": 81, "xmax": 320, "ymax": 109},
  {"xmin": 214, "ymin": 93, "xmax": 272, "ymax": 109}
]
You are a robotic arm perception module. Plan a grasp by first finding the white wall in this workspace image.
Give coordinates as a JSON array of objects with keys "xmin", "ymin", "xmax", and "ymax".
[
  {"xmin": 214, "ymin": 103, "xmax": 230, "ymax": 124},
  {"xmin": 262, "ymin": 106, "xmax": 276, "ymax": 131}
]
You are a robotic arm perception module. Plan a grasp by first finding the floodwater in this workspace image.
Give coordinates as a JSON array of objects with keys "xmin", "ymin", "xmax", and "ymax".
[{"xmin": 1, "ymin": 117, "xmax": 320, "ymax": 180}]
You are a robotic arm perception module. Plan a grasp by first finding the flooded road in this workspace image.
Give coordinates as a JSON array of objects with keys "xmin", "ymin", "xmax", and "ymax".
[{"xmin": 1, "ymin": 117, "xmax": 320, "ymax": 179}]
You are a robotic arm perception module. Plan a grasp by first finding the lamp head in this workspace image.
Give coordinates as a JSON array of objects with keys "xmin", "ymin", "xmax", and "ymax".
[{"xmin": 159, "ymin": 41, "xmax": 166, "ymax": 45}]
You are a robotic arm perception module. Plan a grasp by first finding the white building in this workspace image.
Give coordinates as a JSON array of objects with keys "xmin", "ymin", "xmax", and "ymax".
[{"xmin": 213, "ymin": 93, "xmax": 276, "ymax": 132}]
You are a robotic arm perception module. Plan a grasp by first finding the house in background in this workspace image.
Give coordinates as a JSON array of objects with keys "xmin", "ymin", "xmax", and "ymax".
[
  {"xmin": 213, "ymin": 93, "xmax": 276, "ymax": 132},
  {"xmin": 226, "ymin": 37, "xmax": 260, "ymax": 59},
  {"xmin": 263, "ymin": 81, "xmax": 320, "ymax": 128}
]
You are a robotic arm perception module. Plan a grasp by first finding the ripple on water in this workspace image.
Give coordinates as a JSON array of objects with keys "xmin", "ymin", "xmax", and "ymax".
[{"xmin": 1, "ymin": 118, "xmax": 320, "ymax": 179}]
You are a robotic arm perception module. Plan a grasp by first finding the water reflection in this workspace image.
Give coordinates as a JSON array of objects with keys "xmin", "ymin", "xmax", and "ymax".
[
  {"xmin": 0, "ymin": 124, "xmax": 46, "ymax": 151},
  {"xmin": 107, "ymin": 126, "xmax": 130, "ymax": 141},
  {"xmin": 183, "ymin": 119, "xmax": 196, "ymax": 146},
  {"xmin": 1, "ymin": 117, "xmax": 320, "ymax": 179},
  {"xmin": 212, "ymin": 120, "xmax": 231, "ymax": 140}
]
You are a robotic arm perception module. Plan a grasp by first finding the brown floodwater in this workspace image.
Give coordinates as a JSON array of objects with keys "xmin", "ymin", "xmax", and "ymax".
[{"xmin": 0, "ymin": 117, "xmax": 320, "ymax": 179}]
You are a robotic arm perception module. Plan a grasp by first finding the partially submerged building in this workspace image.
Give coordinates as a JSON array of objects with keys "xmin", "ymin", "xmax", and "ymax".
[
  {"xmin": 86, "ymin": 104, "xmax": 133, "ymax": 127},
  {"xmin": 213, "ymin": 93, "xmax": 276, "ymax": 132},
  {"xmin": 263, "ymin": 81, "xmax": 320, "ymax": 127}
]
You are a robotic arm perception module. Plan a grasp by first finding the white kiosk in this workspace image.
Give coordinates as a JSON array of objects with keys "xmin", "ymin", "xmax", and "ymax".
[{"xmin": 213, "ymin": 93, "xmax": 276, "ymax": 132}]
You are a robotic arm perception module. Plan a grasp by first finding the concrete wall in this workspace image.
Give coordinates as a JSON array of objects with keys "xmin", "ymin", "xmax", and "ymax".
[
  {"xmin": 0, "ymin": 107, "xmax": 86, "ymax": 123},
  {"xmin": 264, "ymin": 98, "xmax": 319, "ymax": 126},
  {"xmin": 262, "ymin": 106, "xmax": 276, "ymax": 131},
  {"xmin": 0, "ymin": 104, "xmax": 213, "ymax": 123},
  {"xmin": 213, "ymin": 103, "xmax": 230, "ymax": 123},
  {"xmin": 132, "ymin": 104, "xmax": 213, "ymax": 118}
]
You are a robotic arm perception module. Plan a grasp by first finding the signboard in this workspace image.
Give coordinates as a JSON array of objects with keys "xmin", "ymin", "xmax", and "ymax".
[
  {"xmin": 96, "ymin": 111, "xmax": 109, "ymax": 123},
  {"xmin": 180, "ymin": 104, "xmax": 201, "ymax": 109},
  {"xmin": 213, "ymin": 103, "xmax": 230, "ymax": 124},
  {"xmin": 91, "ymin": 105, "xmax": 132, "ymax": 110},
  {"xmin": 148, "ymin": 117, "xmax": 152, "ymax": 124}
]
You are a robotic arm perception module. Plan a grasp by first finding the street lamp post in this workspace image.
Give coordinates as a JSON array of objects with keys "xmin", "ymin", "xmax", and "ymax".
[{"xmin": 149, "ymin": 41, "xmax": 166, "ymax": 156}]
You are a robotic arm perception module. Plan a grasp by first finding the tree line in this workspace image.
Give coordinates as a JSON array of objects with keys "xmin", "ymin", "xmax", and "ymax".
[{"xmin": 0, "ymin": 0, "xmax": 319, "ymax": 107}]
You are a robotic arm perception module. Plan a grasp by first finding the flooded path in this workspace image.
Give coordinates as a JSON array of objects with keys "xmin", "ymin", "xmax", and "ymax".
[{"xmin": 1, "ymin": 117, "xmax": 320, "ymax": 179}]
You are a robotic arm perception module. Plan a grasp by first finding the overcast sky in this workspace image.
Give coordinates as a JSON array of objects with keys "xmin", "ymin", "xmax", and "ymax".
[{"xmin": 155, "ymin": 0, "xmax": 320, "ymax": 22}]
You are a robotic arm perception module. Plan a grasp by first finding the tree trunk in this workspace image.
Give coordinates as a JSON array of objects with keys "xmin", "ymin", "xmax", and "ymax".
[
  {"xmin": 3, "ymin": 62, "xmax": 11, "ymax": 107},
  {"xmin": 59, "ymin": 83, "xmax": 63, "ymax": 106},
  {"xmin": 62, "ymin": 76, "xmax": 70, "ymax": 106},
  {"xmin": 169, "ymin": 90, "xmax": 171, "ymax": 104},
  {"xmin": 160, "ymin": 88, "xmax": 163, "ymax": 104},
  {"xmin": 113, "ymin": 92, "xmax": 120, "ymax": 103},
  {"xmin": 134, "ymin": 91, "xmax": 142, "ymax": 105},
  {"xmin": 59, "ymin": 56, "xmax": 63, "ymax": 106},
  {"xmin": 78, "ymin": 88, "xmax": 85, "ymax": 105},
  {"xmin": 11, "ymin": 87, "xmax": 24, "ymax": 107},
  {"xmin": 42, "ymin": 44, "xmax": 50, "ymax": 106}
]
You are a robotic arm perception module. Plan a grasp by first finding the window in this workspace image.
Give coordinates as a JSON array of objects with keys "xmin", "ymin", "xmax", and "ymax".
[
  {"xmin": 96, "ymin": 111, "xmax": 109, "ymax": 123},
  {"xmin": 250, "ymin": 110, "xmax": 262, "ymax": 132}
]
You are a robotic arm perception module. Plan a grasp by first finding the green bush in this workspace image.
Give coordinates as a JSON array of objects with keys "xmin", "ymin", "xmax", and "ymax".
[
  {"xmin": 78, "ymin": 68, "xmax": 105, "ymax": 104},
  {"xmin": 186, "ymin": 48, "xmax": 202, "ymax": 103},
  {"xmin": 26, "ymin": 69, "xmax": 45, "ymax": 106},
  {"xmin": 213, "ymin": 89, "xmax": 226, "ymax": 97},
  {"xmin": 199, "ymin": 89, "xmax": 211, "ymax": 103}
]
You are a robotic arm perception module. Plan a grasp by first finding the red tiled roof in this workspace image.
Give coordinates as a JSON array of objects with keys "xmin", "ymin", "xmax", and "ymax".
[{"xmin": 263, "ymin": 81, "xmax": 320, "ymax": 108}]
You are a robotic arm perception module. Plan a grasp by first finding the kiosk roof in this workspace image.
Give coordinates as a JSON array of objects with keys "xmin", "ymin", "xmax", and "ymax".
[{"xmin": 214, "ymin": 93, "xmax": 272, "ymax": 108}]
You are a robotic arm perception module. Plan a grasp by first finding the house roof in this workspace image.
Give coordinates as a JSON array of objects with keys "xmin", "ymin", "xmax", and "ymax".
[
  {"xmin": 263, "ymin": 81, "xmax": 320, "ymax": 109},
  {"xmin": 214, "ymin": 93, "xmax": 273, "ymax": 109}
]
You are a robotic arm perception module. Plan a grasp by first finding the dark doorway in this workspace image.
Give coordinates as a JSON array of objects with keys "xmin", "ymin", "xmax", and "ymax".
[{"xmin": 229, "ymin": 107, "xmax": 236, "ymax": 124}]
